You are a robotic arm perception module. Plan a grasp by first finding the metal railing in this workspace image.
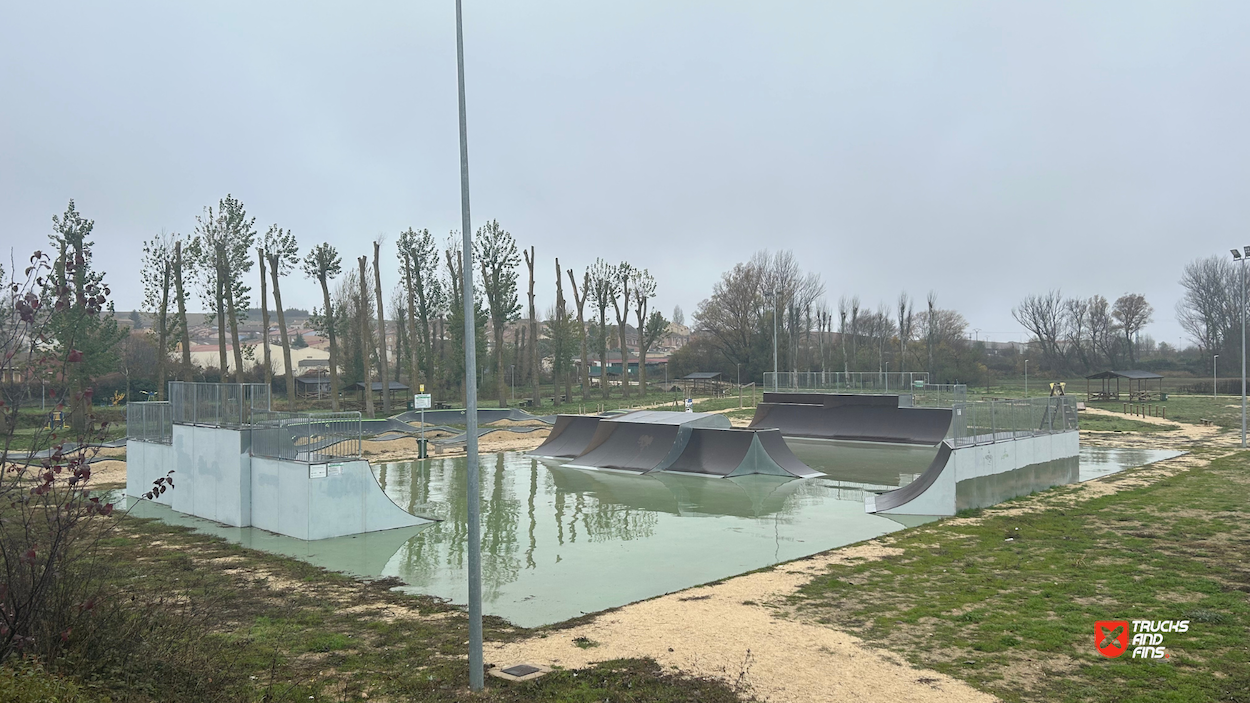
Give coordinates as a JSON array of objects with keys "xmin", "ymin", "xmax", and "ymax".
[
  {"xmin": 169, "ymin": 381, "xmax": 271, "ymax": 428},
  {"xmin": 949, "ymin": 396, "xmax": 1079, "ymax": 447},
  {"xmin": 126, "ymin": 401, "xmax": 172, "ymax": 444},
  {"xmin": 249, "ymin": 410, "xmax": 362, "ymax": 463},
  {"xmin": 763, "ymin": 372, "xmax": 965, "ymax": 407}
]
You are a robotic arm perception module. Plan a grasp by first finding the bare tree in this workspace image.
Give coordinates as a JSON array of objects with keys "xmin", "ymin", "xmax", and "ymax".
[
  {"xmin": 303, "ymin": 244, "xmax": 343, "ymax": 410},
  {"xmin": 475, "ymin": 221, "xmax": 521, "ymax": 407},
  {"xmin": 612, "ymin": 262, "xmax": 634, "ymax": 399},
  {"xmin": 523, "ymin": 246, "xmax": 540, "ymax": 408},
  {"xmin": 631, "ymin": 268, "xmax": 657, "ymax": 394},
  {"xmin": 589, "ymin": 259, "xmax": 617, "ymax": 399},
  {"xmin": 1012, "ymin": 290, "xmax": 1067, "ymax": 372},
  {"xmin": 173, "ymin": 239, "xmax": 192, "ymax": 381},
  {"xmin": 567, "ymin": 267, "xmax": 591, "ymax": 401},
  {"xmin": 263, "ymin": 226, "xmax": 299, "ymax": 408},
  {"xmin": 140, "ymin": 231, "xmax": 178, "ymax": 399},
  {"xmin": 373, "ymin": 239, "xmax": 391, "ymax": 413},
  {"xmin": 1113, "ymin": 293, "xmax": 1154, "ymax": 366},
  {"xmin": 257, "ymin": 248, "xmax": 273, "ymax": 390},
  {"xmin": 555, "ymin": 258, "xmax": 571, "ymax": 404},
  {"xmin": 356, "ymin": 257, "xmax": 376, "ymax": 416},
  {"xmin": 1177, "ymin": 256, "xmax": 1238, "ymax": 354},
  {"xmin": 896, "ymin": 292, "xmax": 913, "ymax": 370}
]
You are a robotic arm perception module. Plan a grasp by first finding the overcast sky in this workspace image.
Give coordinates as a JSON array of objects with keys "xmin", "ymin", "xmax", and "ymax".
[{"xmin": 3, "ymin": 1, "xmax": 1248, "ymax": 345}]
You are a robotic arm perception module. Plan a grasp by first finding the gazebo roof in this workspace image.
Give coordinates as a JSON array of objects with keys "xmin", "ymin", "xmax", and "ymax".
[{"xmin": 1085, "ymin": 370, "xmax": 1163, "ymax": 381}]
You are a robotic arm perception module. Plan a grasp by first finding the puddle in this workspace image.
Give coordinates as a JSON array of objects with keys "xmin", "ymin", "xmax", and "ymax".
[
  {"xmin": 1077, "ymin": 446, "xmax": 1185, "ymax": 481},
  {"xmin": 122, "ymin": 443, "xmax": 1184, "ymax": 627}
]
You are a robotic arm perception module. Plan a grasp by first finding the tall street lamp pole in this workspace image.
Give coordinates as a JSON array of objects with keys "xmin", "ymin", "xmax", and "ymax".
[
  {"xmin": 771, "ymin": 288, "xmax": 779, "ymax": 391},
  {"xmin": 1024, "ymin": 359, "xmax": 1029, "ymax": 399},
  {"xmin": 1236, "ymin": 248, "xmax": 1249, "ymax": 448},
  {"xmin": 454, "ymin": 0, "xmax": 484, "ymax": 689},
  {"xmin": 1214, "ymin": 354, "xmax": 1219, "ymax": 399}
]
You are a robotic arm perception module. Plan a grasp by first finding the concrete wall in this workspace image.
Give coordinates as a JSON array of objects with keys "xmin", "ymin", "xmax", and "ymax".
[
  {"xmin": 250, "ymin": 457, "xmax": 425, "ymax": 540},
  {"xmin": 130, "ymin": 425, "xmax": 423, "ymax": 540},
  {"xmin": 867, "ymin": 431, "xmax": 1080, "ymax": 516},
  {"xmin": 125, "ymin": 439, "xmax": 177, "ymax": 506}
]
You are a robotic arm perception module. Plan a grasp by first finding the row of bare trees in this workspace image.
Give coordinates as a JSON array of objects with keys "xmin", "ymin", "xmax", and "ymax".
[
  {"xmin": 686, "ymin": 250, "xmax": 983, "ymax": 383},
  {"xmin": 1012, "ymin": 291, "xmax": 1154, "ymax": 374},
  {"xmin": 139, "ymin": 204, "xmax": 675, "ymax": 412}
]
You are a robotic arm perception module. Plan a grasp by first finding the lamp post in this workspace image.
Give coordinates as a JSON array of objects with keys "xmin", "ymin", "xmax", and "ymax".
[
  {"xmin": 1232, "ymin": 248, "xmax": 1249, "ymax": 448},
  {"xmin": 510, "ymin": 364, "xmax": 515, "ymax": 401},
  {"xmin": 1024, "ymin": 359, "xmax": 1029, "ymax": 399},
  {"xmin": 1214, "ymin": 354, "xmax": 1219, "ymax": 399},
  {"xmin": 454, "ymin": 0, "xmax": 484, "ymax": 689}
]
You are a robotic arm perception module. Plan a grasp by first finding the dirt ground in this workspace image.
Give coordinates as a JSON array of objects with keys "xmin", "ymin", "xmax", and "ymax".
[{"xmin": 361, "ymin": 427, "xmax": 550, "ymax": 462}]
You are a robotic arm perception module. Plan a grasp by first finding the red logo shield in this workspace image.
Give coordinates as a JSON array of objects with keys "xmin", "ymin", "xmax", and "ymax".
[{"xmin": 1095, "ymin": 621, "xmax": 1129, "ymax": 657}]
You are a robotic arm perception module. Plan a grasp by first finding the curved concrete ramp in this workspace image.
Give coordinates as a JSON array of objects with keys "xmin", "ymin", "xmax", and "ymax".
[
  {"xmin": 654, "ymin": 428, "xmax": 821, "ymax": 478},
  {"xmin": 569, "ymin": 411, "xmax": 731, "ymax": 473},
  {"xmin": 749, "ymin": 401, "xmax": 952, "ymax": 445},
  {"xmin": 529, "ymin": 415, "xmax": 603, "ymax": 458},
  {"xmin": 866, "ymin": 432, "xmax": 1081, "ymax": 516}
]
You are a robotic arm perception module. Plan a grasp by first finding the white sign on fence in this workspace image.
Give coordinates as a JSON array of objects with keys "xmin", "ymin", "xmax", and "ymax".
[
  {"xmin": 327, "ymin": 463, "xmax": 343, "ymax": 477},
  {"xmin": 414, "ymin": 393, "xmax": 432, "ymax": 409},
  {"xmin": 309, "ymin": 464, "xmax": 327, "ymax": 479}
]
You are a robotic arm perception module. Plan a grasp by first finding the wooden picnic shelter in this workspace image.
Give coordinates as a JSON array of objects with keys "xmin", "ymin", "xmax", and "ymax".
[{"xmin": 1085, "ymin": 370, "xmax": 1163, "ymax": 401}]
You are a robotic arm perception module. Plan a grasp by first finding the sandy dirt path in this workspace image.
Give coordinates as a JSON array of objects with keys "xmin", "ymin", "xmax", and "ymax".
[{"xmin": 487, "ymin": 541, "xmax": 997, "ymax": 703}]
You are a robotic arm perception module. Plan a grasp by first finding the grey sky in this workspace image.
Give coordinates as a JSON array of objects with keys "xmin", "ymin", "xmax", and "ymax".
[{"xmin": 3, "ymin": 1, "xmax": 1247, "ymax": 346}]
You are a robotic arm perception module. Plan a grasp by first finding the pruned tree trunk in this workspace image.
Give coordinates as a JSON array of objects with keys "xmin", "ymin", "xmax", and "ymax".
[
  {"xmin": 216, "ymin": 274, "xmax": 229, "ymax": 380},
  {"xmin": 556, "ymin": 258, "xmax": 571, "ymax": 405},
  {"xmin": 613, "ymin": 276, "xmax": 631, "ymax": 400},
  {"xmin": 319, "ymin": 278, "xmax": 340, "ymax": 411},
  {"xmin": 268, "ymin": 253, "xmax": 295, "ymax": 409},
  {"xmin": 358, "ymin": 256, "xmax": 375, "ymax": 417},
  {"xmin": 403, "ymin": 250, "xmax": 420, "ymax": 389},
  {"xmin": 373, "ymin": 242, "xmax": 391, "ymax": 414},
  {"xmin": 175, "ymin": 240, "xmax": 192, "ymax": 383},
  {"xmin": 524, "ymin": 247, "xmax": 539, "ymax": 408},
  {"xmin": 259, "ymin": 249, "xmax": 273, "ymax": 391},
  {"xmin": 567, "ymin": 269, "xmax": 590, "ymax": 402},
  {"xmin": 155, "ymin": 258, "xmax": 170, "ymax": 401}
]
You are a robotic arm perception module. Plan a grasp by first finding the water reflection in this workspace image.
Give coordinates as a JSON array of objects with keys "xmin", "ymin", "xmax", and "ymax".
[
  {"xmin": 123, "ymin": 446, "xmax": 1183, "ymax": 628},
  {"xmin": 373, "ymin": 453, "xmax": 926, "ymax": 625}
]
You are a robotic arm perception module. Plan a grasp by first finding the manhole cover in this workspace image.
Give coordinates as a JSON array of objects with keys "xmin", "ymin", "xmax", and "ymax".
[{"xmin": 501, "ymin": 664, "xmax": 541, "ymax": 677}]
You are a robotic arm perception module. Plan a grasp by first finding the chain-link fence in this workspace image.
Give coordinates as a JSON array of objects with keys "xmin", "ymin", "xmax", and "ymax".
[
  {"xmin": 949, "ymin": 396, "xmax": 1079, "ymax": 447},
  {"xmin": 169, "ymin": 381, "xmax": 271, "ymax": 428},
  {"xmin": 249, "ymin": 410, "xmax": 362, "ymax": 463},
  {"xmin": 126, "ymin": 401, "xmax": 173, "ymax": 444},
  {"xmin": 763, "ymin": 372, "xmax": 965, "ymax": 407}
]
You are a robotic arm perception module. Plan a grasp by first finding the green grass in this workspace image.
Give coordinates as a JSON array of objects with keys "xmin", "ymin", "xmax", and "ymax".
[
  {"xmin": 790, "ymin": 449, "xmax": 1250, "ymax": 703},
  {"xmin": 23, "ymin": 513, "xmax": 747, "ymax": 702}
]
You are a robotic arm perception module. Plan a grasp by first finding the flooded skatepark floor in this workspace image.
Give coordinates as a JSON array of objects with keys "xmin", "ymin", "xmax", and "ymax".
[{"xmin": 125, "ymin": 445, "xmax": 1182, "ymax": 627}]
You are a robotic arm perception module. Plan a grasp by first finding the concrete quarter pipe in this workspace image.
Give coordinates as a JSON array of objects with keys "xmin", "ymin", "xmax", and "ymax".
[{"xmin": 749, "ymin": 393, "xmax": 952, "ymax": 445}]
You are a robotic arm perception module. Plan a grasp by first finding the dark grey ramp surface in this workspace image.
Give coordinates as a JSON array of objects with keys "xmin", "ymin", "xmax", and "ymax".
[
  {"xmin": 749, "ymin": 403, "xmax": 952, "ymax": 445},
  {"xmin": 655, "ymin": 427, "xmax": 821, "ymax": 478},
  {"xmin": 529, "ymin": 415, "xmax": 602, "ymax": 458},
  {"xmin": 569, "ymin": 411, "xmax": 731, "ymax": 473}
]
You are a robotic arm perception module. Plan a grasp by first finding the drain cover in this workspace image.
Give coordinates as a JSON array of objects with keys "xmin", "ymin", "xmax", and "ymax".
[{"xmin": 501, "ymin": 664, "xmax": 541, "ymax": 677}]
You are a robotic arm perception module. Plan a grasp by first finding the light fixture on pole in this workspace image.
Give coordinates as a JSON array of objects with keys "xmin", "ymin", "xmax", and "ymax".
[
  {"xmin": 1233, "ymin": 248, "xmax": 1249, "ymax": 448},
  {"xmin": 1214, "ymin": 354, "xmax": 1219, "ymax": 399},
  {"xmin": 454, "ymin": 0, "xmax": 484, "ymax": 689},
  {"xmin": 764, "ymin": 287, "xmax": 778, "ymax": 391}
]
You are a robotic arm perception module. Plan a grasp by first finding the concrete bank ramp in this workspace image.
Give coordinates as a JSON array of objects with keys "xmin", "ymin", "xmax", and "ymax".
[
  {"xmin": 654, "ymin": 427, "xmax": 822, "ymax": 478},
  {"xmin": 749, "ymin": 393, "xmax": 952, "ymax": 446},
  {"xmin": 568, "ymin": 411, "xmax": 731, "ymax": 472},
  {"xmin": 529, "ymin": 414, "xmax": 604, "ymax": 458},
  {"xmin": 561, "ymin": 411, "xmax": 821, "ymax": 479}
]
